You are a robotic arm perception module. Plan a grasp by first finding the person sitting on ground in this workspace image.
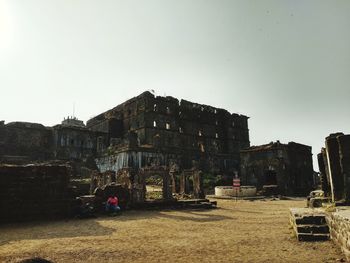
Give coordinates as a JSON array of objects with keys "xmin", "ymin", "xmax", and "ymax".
[{"xmin": 105, "ymin": 195, "xmax": 121, "ymax": 215}]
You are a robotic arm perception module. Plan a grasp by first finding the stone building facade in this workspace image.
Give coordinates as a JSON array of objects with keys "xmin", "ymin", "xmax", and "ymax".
[
  {"xmin": 0, "ymin": 117, "xmax": 106, "ymax": 163},
  {"xmin": 240, "ymin": 141, "xmax": 314, "ymax": 196},
  {"xmin": 86, "ymin": 91, "xmax": 250, "ymax": 175},
  {"xmin": 0, "ymin": 92, "xmax": 250, "ymax": 177}
]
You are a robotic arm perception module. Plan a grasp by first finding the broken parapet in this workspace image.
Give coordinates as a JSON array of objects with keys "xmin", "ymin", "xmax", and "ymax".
[
  {"xmin": 0, "ymin": 164, "xmax": 76, "ymax": 223},
  {"xmin": 289, "ymin": 208, "xmax": 329, "ymax": 241},
  {"xmin": 327, "ymin": 208, "xmax": 350, "ymax": 261}
]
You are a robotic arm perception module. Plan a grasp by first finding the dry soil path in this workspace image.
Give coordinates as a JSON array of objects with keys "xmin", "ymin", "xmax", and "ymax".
[{"xmin": 0, "ymin": 199, "xmax": 344, "ymax": 262}]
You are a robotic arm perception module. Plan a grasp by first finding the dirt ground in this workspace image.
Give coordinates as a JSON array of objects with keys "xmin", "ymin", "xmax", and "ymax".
[{"xmin": 0, "ymin": 199, "xmax": 344, "ymax": 263}]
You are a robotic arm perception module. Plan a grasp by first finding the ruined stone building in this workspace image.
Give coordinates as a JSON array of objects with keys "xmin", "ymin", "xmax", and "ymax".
[
  {"xmin": 0, "ymin": 118, "xmax": 106, "ymax": 163},
  {"xmin": 0, "ymin": 92, "xmax": 250, "ymax": 176},
  {"xmin": 240, "ymin": 141, "xmax": 314, "ymax": 196},
  {"xmin": 318, "ymin": 133, "xmax": 350, "ymax": 202},
  {"xmin": 0, "ymin": 92, "xmax": 250, "ymax": 211},
  {"xmin": 87, "ymin": 91, "xmax": 250, "ymax": 175}
]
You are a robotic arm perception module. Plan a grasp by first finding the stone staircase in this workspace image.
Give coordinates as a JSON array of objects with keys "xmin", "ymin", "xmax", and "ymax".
[{"xmin": 290, "ymin": 208, "xmax": 330, "ymax": 241}]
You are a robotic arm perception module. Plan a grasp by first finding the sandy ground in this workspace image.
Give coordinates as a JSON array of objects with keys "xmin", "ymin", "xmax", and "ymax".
[{"xmin": 0, "ymin": 199, "xmax": 344, "ymax": 263}]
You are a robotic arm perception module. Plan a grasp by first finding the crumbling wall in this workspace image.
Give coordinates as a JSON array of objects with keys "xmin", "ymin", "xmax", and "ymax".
[
  {"xmin": 0, "ymin": 164, "xmax": 75, "ymax": 223},
  {"xmin": 179, "ymin": 169, "xmax": 205, "ymax": 198},
  {"xmin": 0, "ymin": 122, "xmax": 54, "ymax": 162},
  {"xmin": 240, "ymin": 142, "xmax": 287, "ymax": 193},
  {"xmin": 240, "ymin": 141, "xmax": 314, "ymax": 196},
  {"xmin": 116, "ymin": 168, "xmax": 145, "ymax": 204},
  {"xmin": 286, "ymin": 142, "xmax": 314, "ymax": 196},
  {"xmin": 0, "ymin": 120, "xmax": 105, "ymax": 164},
  {"xmin": 52, "ymin": 126, "xmax": 98, "ymax": 160},
  {"xmin": 87, "ymin": 91, "xmax": 250, "ymax": 175},
  {"xmin": 91, "ymin": 169, "xmax": 144, "ymax": 206}
]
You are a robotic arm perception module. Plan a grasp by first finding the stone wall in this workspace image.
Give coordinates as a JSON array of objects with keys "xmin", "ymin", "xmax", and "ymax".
[
  {"xmin": 0, "ymin": 120, "xmax": 107, "ymax": 163},
  {"xmin": 327, "ymin": 209, "xmax": 350, "ymax": 261},
  {"xmin": 0, "ymin": 164, "xmax": 75, "ymax": 223},
  {"xmin": 52, "ymin": 125, "xmax": 102, "ymax": 160},
  {"xmin": 0, "ymin": 122, "xmax": 53, "ymax": 162}
]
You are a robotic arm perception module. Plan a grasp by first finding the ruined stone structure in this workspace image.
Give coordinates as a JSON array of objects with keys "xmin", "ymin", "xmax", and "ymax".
[
  {"xmin": 1, "ymin": 92, "xmax": 249, "ymax": 176},
  {"xmin": 87, "ymin": 91, "xmax": 250, "ymax": 175},
  {"xmin": 0, "ymin": 164, "xmax": 75, "ymax": 223},
  {"xmin": 0, "ymin": 121, "xmax": 53, "ymax": 162},
  {"xmin": 0, "ymin": 117, "xmax": 107, "ymax": 163},
  {"xmin": 1, "ymin": 92, "xmax": 249, "ymax": 206},
  {"xmin": 317, "ymin": 149, "xmax": 330, "ymax": 197},
  {"xmin": 318, "ymin": 133, "xmax": 350, "ymax": 202},
  {"xmin": 240, "ymin": 141, "xmax": 314, "ymax": 196}
]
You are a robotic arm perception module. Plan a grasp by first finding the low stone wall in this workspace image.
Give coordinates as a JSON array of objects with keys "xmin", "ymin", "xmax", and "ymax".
[
  {"xmin": 215, "ymin": 186, "xmax": 257, "ymax": 197},
  {"xmin": 0, "ymin": 164, "xmax": 76, "ymax": 223},
  {"xmin": 327, "ymin": 209, "xmax": 350, "ymax": 261}
]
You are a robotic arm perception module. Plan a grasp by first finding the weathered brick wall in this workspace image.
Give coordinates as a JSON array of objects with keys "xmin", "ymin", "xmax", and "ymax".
[{"xmin": 0, "ymin": 164, "xmax": 75, "ymax": 223}]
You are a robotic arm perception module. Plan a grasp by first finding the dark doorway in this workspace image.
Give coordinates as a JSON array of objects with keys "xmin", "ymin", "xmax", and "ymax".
[{"xmin": 264, "ymin": 170, "xmax": 277, "ymax": 185}]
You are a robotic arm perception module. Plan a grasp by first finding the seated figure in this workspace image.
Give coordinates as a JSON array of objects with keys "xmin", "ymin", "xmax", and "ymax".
[{"xmin": 105, "ymin": 195, "xmax": 121, "ymax": 215}]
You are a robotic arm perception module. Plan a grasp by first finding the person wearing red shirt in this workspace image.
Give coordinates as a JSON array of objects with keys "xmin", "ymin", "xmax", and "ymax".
[{"xmin": 105, "ymin": 195, "xmax": 121, "ymax": 215}]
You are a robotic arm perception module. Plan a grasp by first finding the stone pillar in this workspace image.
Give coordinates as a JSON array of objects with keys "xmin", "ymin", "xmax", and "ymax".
[
  {"xmin": 90, "ymin": 171, "xmax": 99, "ymax": 194},
  {"xmin": 193, "ymin": 170, "xmax": 205, "ymax": 199},
  {"xmin": 337, "ymin": 135, "xmax": 350, "ymax": 202},
  {"xmin": 170, "ymin": 172, "xmax": 177, "ymax": 193},
  {"xmin": 318, "ymin": 152, "xmax": 329, "ymax": 196},
  {"xmin": 321, "ymin": 148, "xmax": 331, "ymax": 196},
  {"xmin": 162, "ymin": 172, "xmax": 173, "ymax": 200},
  {"xmin": 326, "ymin": 133, "xmax": 344, "ymax": 201},
  {"xmin": 180, "ymin": 171, "xmax": 190, "ymax": 194}
]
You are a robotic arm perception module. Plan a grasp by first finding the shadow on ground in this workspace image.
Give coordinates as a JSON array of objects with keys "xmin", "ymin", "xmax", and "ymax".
[{"xmin": 0, "ymin": 208, "xmax": 233, "ymax": 245}]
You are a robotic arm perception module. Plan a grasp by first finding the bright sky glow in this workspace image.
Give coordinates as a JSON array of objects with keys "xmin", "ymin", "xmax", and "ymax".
[{"xmin": 1, "ymin": 0, "xmax": 350, "ymax": 168}]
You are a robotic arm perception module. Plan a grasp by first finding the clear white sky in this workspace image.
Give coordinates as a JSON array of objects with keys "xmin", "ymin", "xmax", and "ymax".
[{"xmin": 1, "ymin": 0, "xmax": 349, "ymax": 169}]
